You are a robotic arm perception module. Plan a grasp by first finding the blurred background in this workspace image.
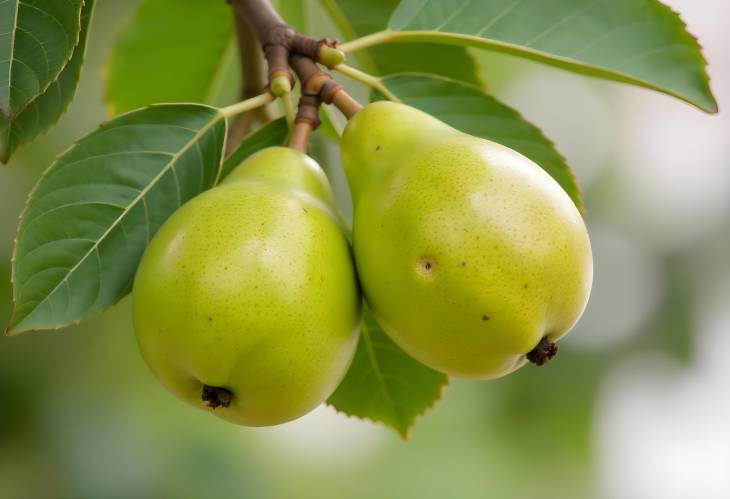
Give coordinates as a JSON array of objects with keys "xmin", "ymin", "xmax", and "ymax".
[{"xmin": 1, "ymin": 1, "xmax": 728, "ymax": 498}]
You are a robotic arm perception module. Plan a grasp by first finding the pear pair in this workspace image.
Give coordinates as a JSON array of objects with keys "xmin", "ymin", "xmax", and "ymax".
[{"xmin": 133, "ymin": 101, "xmax": 593, "ymax": 427}]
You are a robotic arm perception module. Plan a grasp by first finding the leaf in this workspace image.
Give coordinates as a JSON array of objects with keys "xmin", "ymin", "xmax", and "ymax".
[
  {"xmin": 220, "ymin": 118, "xmax": 289, "ymax": 179},
  {"xmin": 0, "ymin": 0, "xmax": 95, "ymax": 163},
  {"xmin": 8, "ymin": 104, "xmax": 227, "ymax": 334},
  {"xmin": 375, "ymin": 73, "xmax": 583, "ymax": 210},
  {"xmin": 0, "ymin": 0, "xmax": 84, "ymax": 117},
  {"xmin": 380, "ymin": 0, "xmax": 716, "ymax": 112},
  {"xmin": 321, "ymin": 0, "xmax": 484, "ymax": 86},
  {"xmin": 328, "ymin": 304, "xmax": 448, "ymax": 438},
  {"xmin": 105, "ymin": 0, "xmax": 235, "ymax": 114},
  {"xmin": 274, "ymin": 0, "xmax": 307, "ymax": 31}
]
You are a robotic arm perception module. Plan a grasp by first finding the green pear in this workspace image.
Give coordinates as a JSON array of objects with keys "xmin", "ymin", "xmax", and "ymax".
[
  {"xmin": 133, "ymin": 147, "xmax": 360, "ymax": 426},
  {"xmin": 341, "ymin": 101, "xmax": 592, "ymax": 379}
]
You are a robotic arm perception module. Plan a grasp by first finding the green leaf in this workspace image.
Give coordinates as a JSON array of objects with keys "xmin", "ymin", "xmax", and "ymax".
[
  {"xmin": 0, "ymin": 0, "xmax": 95, "ymax": 163},
  {"xmin": 375, "ymin": 73, "xmax": 583, "ymax": 210},
  {"xmin": 321, "ymin": 0, "xmax": 484, "ymax": 86},
  {"xmin": 328, "ymin": 304, "xmax": 448, "ymax": 438},
  {"xmin": 8, "ymin": 104, "xmax": 227, "ymax": 334},
  {"xmin": 106, "ymin": 0, "xmax": 234, "ymax": 113},
  {"xmin": 274, "ymin": 0, "xmax": 307, "ymax": 32},
  {"xmin": 377, "ymin": 0, "xmax": 716, "ymax": 112},
  {"xmin": 0, "ymin": 0, "xmax": 83, "ymax": 117},
  {"xmin": 220, "ymin": 118, "xmax": 289, "ymax": 179}
]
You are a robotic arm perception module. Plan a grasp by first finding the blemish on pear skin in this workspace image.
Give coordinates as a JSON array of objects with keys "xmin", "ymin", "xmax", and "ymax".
[
  {"xmin": 375, "ymin": 145, "xmax": 381, "ymax": 151},
  {"xmin": 481, "ymin": 315, "xmax": 490, "ymax": 321},
  {"xmin": 417, "ymin": 258, "xmax": 436, "ymax": 278}
]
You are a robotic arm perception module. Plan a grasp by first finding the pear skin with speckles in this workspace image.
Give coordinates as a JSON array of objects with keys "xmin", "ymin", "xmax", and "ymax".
[
  {"xmin": 133, "ymin": 147, "xmax": 360, "ymax": 425},
  {"xmin": 341, "ymin": 101, "xmax": 592, "ymax": 379}
]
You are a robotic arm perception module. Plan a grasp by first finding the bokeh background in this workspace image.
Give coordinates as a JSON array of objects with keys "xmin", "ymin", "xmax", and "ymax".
[{"xmin": 1, "ymin": 1, "xmax": 728, "ymax": 498}]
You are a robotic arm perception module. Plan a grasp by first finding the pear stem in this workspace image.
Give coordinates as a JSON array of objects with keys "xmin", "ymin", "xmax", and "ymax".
[
  {"xmin": 331, "ymin": 91, "xmax": 363, "ymax": 118},
  {"xmin": 226, "ymin": 9, "xmax": 275, "ymax": 155},
  {"xmin": 220, "ymin": 92, "xmax": 275, "ymax": 119},
  {"xmin": 287, "ymin": 90, "xmax": 322, "ymax": 152},
  {"xmin": 288, "ymin": 122, "xmax": 314, "ymax": 152},
  {"xmin": 333, "ymin": 64, "xmax": 400, "ymax": 102}
]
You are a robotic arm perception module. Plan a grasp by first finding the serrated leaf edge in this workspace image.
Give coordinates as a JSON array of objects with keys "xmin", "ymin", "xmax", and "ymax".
[
  {"xmin": 370, "ymin": 29, "xmax": 717, "ymax": 112},
  {"xmin": 328, "ymin": 306, "xmax": 450, "ymax": 439},
  {"xmin": 1, "ymin": 0, "xmax": 96, "ymax": 164},
  {"xmin": 6, "ymin": 102, "xmax": 228, "ymax": 335},
  {"xmin": 1, "ymin": 0, "xmax": 85, "ymax": 119},
  {"xmin": 366, "ymin": 0, "xmax": 718, "ymax": 113},
  {"xmin": 327, "ymin": 373, "xmax": 449, "ymax": 440}
]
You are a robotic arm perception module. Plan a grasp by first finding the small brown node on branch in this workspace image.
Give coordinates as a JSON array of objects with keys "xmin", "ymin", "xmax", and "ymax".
[
  {"xmin": 319, "ymin": 80, "xmax": 343, "ymax": 104},
  {"xmin": 526, "ymin": 338, "xmax": 558, "ymax": 366},
  {"xmin": 289, "ymin": 92, "xmax": 322, "ymax": 152},
  {"xmin": 289, "ymin": 54, "xmax": 326, "ymax": 92},
  {"xmin": 288, "ymin": 54, "xmax": 361, "ymax": 118},
  {"xmin": 262, "ymin": 27, "xmax": 296, "ymax": 89},
  {"xmin": 289, "ymin": 35, "xmax": 344, "ymax": 67},
  {"xmin": 202, "ymin": 385, "xmax": 233, "ymax": 409},
  {"xmin": 289, "ymin": 34, "xmax": 322, "ymax": 59},
  {"xmin": 295, "ymin": 93, "xmax": 322, "ymax": 128},
  {"xmin": 231, "ymin": 0, "xmax": 363, "ymax": 138}
]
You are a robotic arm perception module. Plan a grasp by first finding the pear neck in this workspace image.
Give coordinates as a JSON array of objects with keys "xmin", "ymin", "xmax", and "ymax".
[{"xmin": 222, "ymin": 147, "xmax": 337, "ymax": 208}]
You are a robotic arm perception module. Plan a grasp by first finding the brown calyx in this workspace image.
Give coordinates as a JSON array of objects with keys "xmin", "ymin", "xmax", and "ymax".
[
  {"xmin": 526, "ymin": 338, "xmax": 558, "ymax": 366},
  {"xmin": 201, "ymin": 385, "xmax": 233, "ymax": 409}
]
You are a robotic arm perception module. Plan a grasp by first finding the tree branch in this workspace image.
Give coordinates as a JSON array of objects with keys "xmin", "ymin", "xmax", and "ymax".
[
  {"xmin": 228, "ymin": 0, "xmax": 360, "ymax": 152},
  {"xmin": 230, "ymin": 0, "xmax": 345, "ymax": 89},
  {"xmin": 290, "ymin": 55, "xmax": 363, "ymax": 119},
  {"xmin": 231, "ymin": 0, "xmax": 287, "ymax": 43},
  {"xmin": 236, "ymin": 10, "xmax": 269, "ymax": 103},
  {"xmin": 226, "ymin": 9, "xmax": 274, "ymax": 155}
]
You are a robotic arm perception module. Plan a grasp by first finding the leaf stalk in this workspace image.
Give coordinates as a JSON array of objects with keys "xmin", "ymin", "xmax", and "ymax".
[
  {"xmin": 333, "ymin": 64, "xmax": 399, "ymax": 102},
  {"xmin": 220, "ymin": 92, "xmax": 275, "ymax": 118}
]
